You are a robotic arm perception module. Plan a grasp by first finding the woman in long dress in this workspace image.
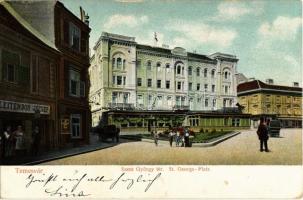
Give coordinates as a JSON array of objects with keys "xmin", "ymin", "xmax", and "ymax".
[{"xmin": 14, "ymin": 125, "xmax": 25, "ymax": 156}]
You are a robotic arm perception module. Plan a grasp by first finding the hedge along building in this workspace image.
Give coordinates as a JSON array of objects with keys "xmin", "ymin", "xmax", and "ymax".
[
  {"xmin": 89, "ymin": 32, "xmax": 239, "ymax": 127},
  {"xmin": 3, "ymin": 1, "xmax": 91, "ymax": 150},
  {"xmin": 0, "ymin": 1, "xmax": 59, "ymax": 152}
]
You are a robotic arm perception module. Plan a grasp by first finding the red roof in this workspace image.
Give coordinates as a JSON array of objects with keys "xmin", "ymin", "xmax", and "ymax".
[{"xmin": 237, "ymin": 80, "xmax": 302, "ymax": 94}]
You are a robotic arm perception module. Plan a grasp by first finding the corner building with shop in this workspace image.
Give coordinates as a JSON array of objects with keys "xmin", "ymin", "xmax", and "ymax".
[{"xmin": 90, "ymin": 32, "xmax": 239, "ymax": 127}]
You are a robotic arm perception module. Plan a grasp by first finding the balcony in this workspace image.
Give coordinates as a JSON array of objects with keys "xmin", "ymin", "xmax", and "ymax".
[
  {"xmin": 173, "ymin": 105, "xmax": 190, "ymax": 110},
  {"xmin": 108, "ymin": 103, "xmax": 135, "ymax": 110}
]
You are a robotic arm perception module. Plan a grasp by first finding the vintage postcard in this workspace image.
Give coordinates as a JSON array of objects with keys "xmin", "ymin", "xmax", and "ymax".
[{"xmin": 0, "ymin": 0, "xmax": 302, "ymax": 199}]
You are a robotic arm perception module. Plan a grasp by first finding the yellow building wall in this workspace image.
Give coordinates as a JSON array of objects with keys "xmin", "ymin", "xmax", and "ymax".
[{"xmin": 238, "ymin": 93, "xmax": 302, "ymax": 117}]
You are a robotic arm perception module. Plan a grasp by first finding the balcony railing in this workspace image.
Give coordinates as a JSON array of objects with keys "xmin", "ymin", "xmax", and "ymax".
[
  {"xmin": 108, "ymin": 103, "xmax": 135, "ymax": 110},
  {"xmin": 173, "ymin": 105, "xmax": 190, "ymax": 110}
]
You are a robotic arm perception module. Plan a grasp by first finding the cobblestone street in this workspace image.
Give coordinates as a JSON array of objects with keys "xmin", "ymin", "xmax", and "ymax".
[{"xmin": 44, "ymin": 128, "xmax": 302, "ymax": 165}]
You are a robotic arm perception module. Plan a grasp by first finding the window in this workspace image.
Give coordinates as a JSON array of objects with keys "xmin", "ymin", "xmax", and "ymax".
[
  {"xmin": 123, "ymin": 93, "xmax": 129, "ymax": 103},
  {"xmin": 123, "ymin": 59, "xmax": 126, "ymax": 70},
  {"xmin": 137, "ymin": 95, "xmax": 143, "ymax": 105},
  {"xmin": 204, "ymin": 84, "xmax": 208, "ymax": 92},
  {"xmin": 204, "ymin": 68, "xmax": 207, "ymax": 77},
  {"xmin": 147, "ymin": 79, "xmax": 152, "ymax": 87},
  {"xmin": 69, "ymin": 69, "xmax": 83, "ymax": 97},
  {"xmin": 166, "ymin": 80, "xmax": 170, "ymax": 89},
  {"xmin": 212, "ymin": 85, "xmax": 215, "ymax": 92},
  {"xmin": 167, "ymin": 96, "xmax": 172, "ymax": 106},
  {"xmin": 211, "ymin": 69, "xmax": 215, "ymax": 78},
  {"xmin": 117, "ymin": 76, "xmax": 122, "ymax": 85},
  {"xmin": 117, "ymin": 58, "xmax": 122, "ymax": 69},
  {"xmin": 224, "ymin": 71, "xmax": 229, "ymax": 79},
  {"xmin": 147, "ymin": 61, "xmax": 151, "ymax": 70},
  {"xmin": 114, "ymin": 93, "xmax": 121, "ymax": 105},
  {"xmin": 205, "ymin": 98, "xmax": 209, "ymax": 107},
  {"xmin": 148, "ymin": 95, "xmax": 153, "ymax": 105},
  {"xmin": 69, "ymin": 22, "xmax": 80, "ymax": 51},
  {"xmin": 232, "ymin": 118, "xmax": 240, "ymax": 127},
  {"xmin": 197, "ymin": 83, "xmax": 200, "ymax": 91},
  {"xmin": 197, "ymin": 68, "xmax": 200, "ymax": 76},
  {"xmin": 197, "ymin": 97, "xmax": 201, "ymax": 103},
  {"xmin": 189, "ymin": 82, "xmax": 192, "ymax": 91},
  {"xmin": 188, "ymin": 66, "xmax": 192, "ymax": 75},
  {"xmin": 166, "ymin": 64, "xmax": 170, "ymax": 69},
  {"xmin": 157, "ymin": 62, "xmax": 161, "ymax": 72},
  {"xmin": 137, "ymin": 78, "xmax": 142, "ymax": 86},
  {"xmin": 112, "ymin": 76, "xmax": 116, "ymax": 84},
  {"xmin": 224, "ymin": 86, "xmax": 228, "ymax": 94},
  {"xmin": 177, "ymin": 65, "xmax": 181, "ymax": 74},
  {"xmin": 2, "ymin": 50, "xmax": 20, "ymax": 83},
  {"xmin": 182, "ymin": 67, "xmax": 184, "ymax": 75},
  {"xmin": 157, "ymin": 80, "xmax": 161, "ymax": 88},
  {"xmin": 223, "ymin": 99, "xmax": 227, "ymax": 107},
  {"xmin": 7, "ymin": 64, "xmax": 15, "ymax": 82},
  {"xmin": 213, "ymin": 99, "xmax": 216, "ymax": 107},
  {"xmin": 123, "ymin": 76, "xmax": 126, "ymax": 85},
  {"xmin": 177, "ymin": 81, "xmax": 181, "ymax": 90},
  {"xmin": 31, "ymin": 55, "xmax": 38, "ymax": 93},
  {"xmin": 112, "ymin": 58, "xmax": 115, "ymax": 68},
  {"xmin": 71, "ymin": 114, "xmax": 81, "ymax": 138}
]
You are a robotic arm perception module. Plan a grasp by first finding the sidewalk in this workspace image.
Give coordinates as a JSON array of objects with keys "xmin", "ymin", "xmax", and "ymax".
[{"xmin": 2, "ymin": 133, "xmax": 119, "ymax": 165}]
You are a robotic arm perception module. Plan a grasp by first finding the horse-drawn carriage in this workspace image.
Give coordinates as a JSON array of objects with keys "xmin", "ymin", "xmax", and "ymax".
[{"xmin": 94, "ymin": 125, "xmax": 120, "ymax": 143}]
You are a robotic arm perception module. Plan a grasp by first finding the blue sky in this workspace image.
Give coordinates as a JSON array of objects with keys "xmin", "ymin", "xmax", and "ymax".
[{"xmin": 61, "ymin": 0, "xmax": 302, "ymax": 86}]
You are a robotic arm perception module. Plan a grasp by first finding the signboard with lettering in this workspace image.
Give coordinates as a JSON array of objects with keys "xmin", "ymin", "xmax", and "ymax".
[
  {"xmin": 0, "ymin": 100, "xmax": 50, "ymax": 115},
  {"xmin": 61, "ymin": 117, "xmax": 71, "ymax": 134}
]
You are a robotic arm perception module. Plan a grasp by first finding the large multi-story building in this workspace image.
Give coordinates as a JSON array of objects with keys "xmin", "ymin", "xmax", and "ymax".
[
  {"xmin": 90, "ymin": 32, "xmax": 239, "ymax": 126},
  {"xmin": 237, "ymin": 80, "xmax": 302, "ymax": 128},
  {"xmin": 0, "ymin": 0, "xmax": 91, "ymax": 156}
]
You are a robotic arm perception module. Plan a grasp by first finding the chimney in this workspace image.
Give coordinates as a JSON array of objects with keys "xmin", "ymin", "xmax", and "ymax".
[
  {"xmin": 293, "ymin": 82, "xmax": 299, "ymax": 87},
  {"xmin": 80, "ymin": 6, "xmax": 89, "ymax": 26},
  {"xmin": 266, "ymin": 79, "xmax": 274, "ymax": 85}
]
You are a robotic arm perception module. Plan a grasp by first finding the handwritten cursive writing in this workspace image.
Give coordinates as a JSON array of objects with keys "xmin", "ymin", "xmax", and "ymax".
[{"xmin": 24, "ymin": 171, "xmax": 162, "ymax": 197}]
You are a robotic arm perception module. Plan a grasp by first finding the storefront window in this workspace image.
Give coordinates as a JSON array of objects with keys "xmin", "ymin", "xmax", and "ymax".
[{"xmin": 71, "ymin": 114, "xmax": 81, "ymax": 138}]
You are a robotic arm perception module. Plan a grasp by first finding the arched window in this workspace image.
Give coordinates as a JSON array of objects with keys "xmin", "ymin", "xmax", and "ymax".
[
  {"xmin": 123, "ymin": 59, "xmax": 126, "ymax": 69},
  {"xmin": 166, "ymin": 64, "xmax": 170, "ymax": 69},
  {"xmin": 204, "ymin": 68, "xmax": 207, "ymax": 77},
  {"xmin": 147, "ymin": 61, "xmax": 152, "ymax": 70},
  {"xmin": 188, "ymin": 66, "xmax": 192, "ymax": 76},
  {"xmin": 224, "ymin": 71, "xmax": 228, "ymax": 79},
  {"xmin": 177, "ymin": 65, "xmax": 181, "ymax": 74},
  {"xmin": 117, "ymin": 57, "xmax": 122, "ymax": 68},
  {"xmin": 196, "ymin": 68, "xmax": 200, "ymax": 76},
  {"xmin": 211, "ymin": 69, "xmax": 215, "ymax": 78},
  {"xmin": 112, "ymin": 58, "xmax": 116, "ymax": 68}
]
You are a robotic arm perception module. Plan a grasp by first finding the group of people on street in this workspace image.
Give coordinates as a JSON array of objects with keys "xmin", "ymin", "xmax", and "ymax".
[
  {"xmin": 0, "ymin": 125, "xmax": 41, "ymax": 162},
  {"xmin": 257, "ymin": 117, "xmax": 270, "ymax": 152},
  {"xmin": 152, "ymin": 127, "xmax": 191, "ymax": 147}
]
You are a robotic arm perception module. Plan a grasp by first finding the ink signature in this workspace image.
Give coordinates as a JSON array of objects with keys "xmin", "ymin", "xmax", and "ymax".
[{"xmin": 25, "ymin": 172, "xmax": 162, "ymax": 197}]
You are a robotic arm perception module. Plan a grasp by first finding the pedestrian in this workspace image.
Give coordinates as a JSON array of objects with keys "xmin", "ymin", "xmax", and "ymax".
[
  {"xmin": 184, "ymin": 128, "xmax": 190, "ymax": 147},
  {"xmin": 3, "ymin": 125, "xmax": 14, "ymax": 157},
  {"xmin": 175, "ymin": 130, "xmax": 180, "ymax": 147},
  {"xmin": 14, "ymin": 125, "xmax": 25, "ymax": 156},
  {"xmin": 153, "ymin": 131, "xmax": 159, "ymax": 146},
  {"xmin": 257, "ymin": 117, "xmax": 270, "ymax": 152},
  {"xmin": 168, "ymin": 129, "xmax": 174, "ymax": 147},
  {"xmin": 31, "ymin": 126, "xmax": 40, "ymax": 156}
]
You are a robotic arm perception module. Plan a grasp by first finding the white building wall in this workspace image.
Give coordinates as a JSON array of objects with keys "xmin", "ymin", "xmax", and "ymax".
[{"xmin": 89, "ymin": 32, "xmax": 239, "ymax": 126}]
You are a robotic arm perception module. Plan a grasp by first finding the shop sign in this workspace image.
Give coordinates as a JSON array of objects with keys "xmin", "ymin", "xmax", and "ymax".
[
  {"xmin": 61, "ymin": 117, "xmax": 70, "ymax": 134},
  {"xmin": 0, "ymin": 100, "xmax": 50, "ymax": 115}
]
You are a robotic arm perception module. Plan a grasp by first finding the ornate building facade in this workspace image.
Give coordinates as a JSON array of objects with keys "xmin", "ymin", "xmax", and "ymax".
[
  {"xmin": 90, "ymin": 32, "xmax": 239, "ymax": 126},
  {"xmin": 237, "ymin": 80, "xmax": 302, "ymax": 128}
]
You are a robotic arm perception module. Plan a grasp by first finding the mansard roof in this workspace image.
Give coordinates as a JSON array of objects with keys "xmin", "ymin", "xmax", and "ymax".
[
  {"xmin": 237, "ymin": 80, "xmax": 302, "ymax": 95},
  {"xmin": 136, "ymin": 44, "xmax": 171, "ymax": 54}
]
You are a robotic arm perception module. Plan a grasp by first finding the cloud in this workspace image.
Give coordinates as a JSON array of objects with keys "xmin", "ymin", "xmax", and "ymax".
[
  {"xmin": 211, "ymin": 1, "xmax": 264, "ymax": 21},
  {"xmin": 103, "ymin": 14, "xmax": 148, "ymax": 30},
  {"xmin": 167, "ymin": 21, "xmax": 237, "ymax": 49},
  {"xmin": 258, "ymin": 16, "xmax": 301, "ymax": 41}
]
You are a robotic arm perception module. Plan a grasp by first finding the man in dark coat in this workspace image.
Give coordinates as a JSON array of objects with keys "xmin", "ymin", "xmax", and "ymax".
[{"xmin": 257, "ymin": 117, "xmax": 269, "ymax": 152}]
